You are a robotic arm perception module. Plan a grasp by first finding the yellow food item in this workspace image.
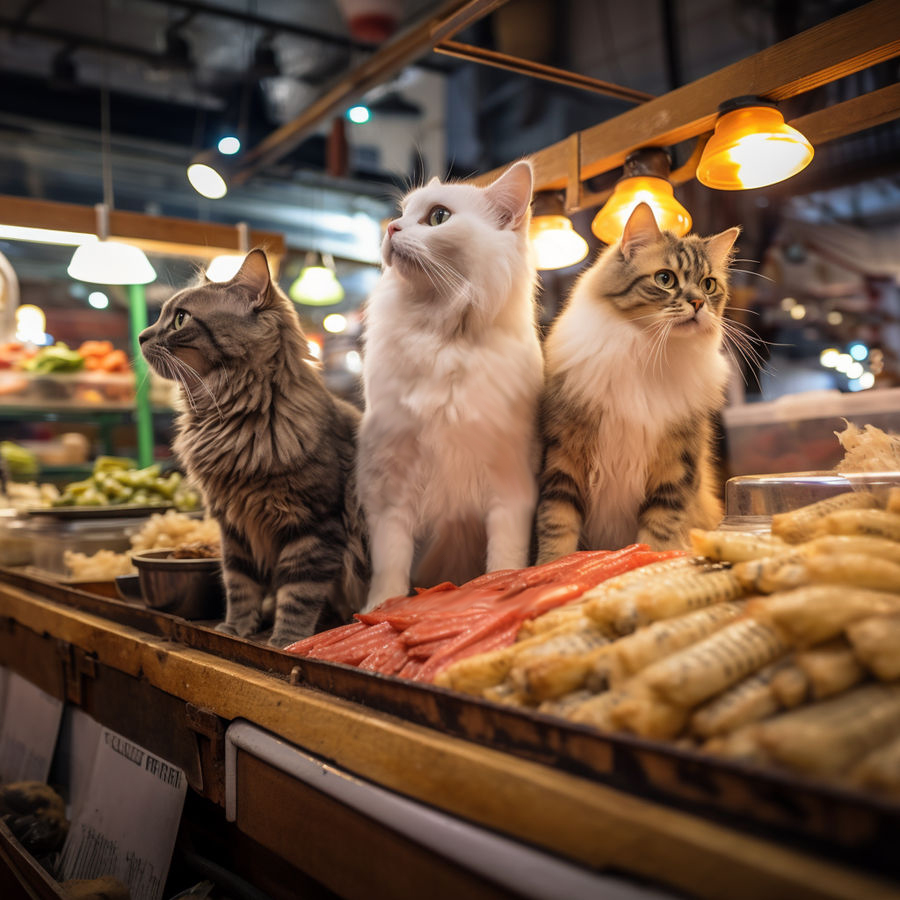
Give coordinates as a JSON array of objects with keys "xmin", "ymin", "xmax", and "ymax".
[
  {"xmin": 640, "ymin": 617, "xmax": 788, "ymax": 709},
  {"xmin": 816, "ymin": 508, "xmax": 900, "ymax": 542},
  {"xmin": 749, "ymin": 584, "xmax": 900, "ymax": 647},
  {"xmin": 756, "ymin": 683, "xmax": 900, "ymax": 777},
  {"xmin": 689, "ymin": 528, "xmax": 788, "ymax": 563},
  {"xmin": 770, "ymin": 490, "xmax": 880, "ymax": 543},
  {"xmin": 845, "ymin": 614, "xmax": 900, "ymax": 681}
]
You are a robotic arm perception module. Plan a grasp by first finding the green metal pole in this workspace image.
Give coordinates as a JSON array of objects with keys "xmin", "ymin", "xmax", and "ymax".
[{"xmin": 128, "ymin": 283, "xmax": 154, "ymax": 469}]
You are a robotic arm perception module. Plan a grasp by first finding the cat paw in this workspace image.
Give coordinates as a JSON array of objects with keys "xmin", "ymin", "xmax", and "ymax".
[{"xmin": 214, "ymin": 621, "xmax": 239, "ymax": 636}]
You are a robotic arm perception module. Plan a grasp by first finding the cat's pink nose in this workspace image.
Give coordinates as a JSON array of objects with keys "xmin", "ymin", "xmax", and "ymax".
[
  {"xmin": 387, "ymin": 222, "xmax": 400, "ymax": 238},
  {"xmin": 689, "ymin": 297, "xmax": 705, "ymax": 312}
]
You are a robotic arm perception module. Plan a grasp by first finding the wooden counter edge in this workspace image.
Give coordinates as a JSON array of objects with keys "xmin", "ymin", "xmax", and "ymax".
[{"xmin": 1, "ymin": 582, "xmax": 897, "ymax": 900}]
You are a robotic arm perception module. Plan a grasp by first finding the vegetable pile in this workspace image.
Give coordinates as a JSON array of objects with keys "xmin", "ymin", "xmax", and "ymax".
[
  {"xmin": 52, "ymin": 456, "xmax": 201, "ymax": 510},
  {"xmin": 0, "ymin": 340, "xmax": 130, "ymax": 375},
  {"xmin": 284, "ymin": 545, "xmax": 686, "ymax": 681}
]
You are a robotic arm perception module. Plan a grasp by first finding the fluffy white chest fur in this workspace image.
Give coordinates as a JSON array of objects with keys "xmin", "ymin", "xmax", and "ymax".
[
  {"xmin": 362, "ymin": 279, "xmax": 543, "ymax": 524},
  {"xmin": 548, "ymin": 300, "xmax": 729, "ymax": 548}
]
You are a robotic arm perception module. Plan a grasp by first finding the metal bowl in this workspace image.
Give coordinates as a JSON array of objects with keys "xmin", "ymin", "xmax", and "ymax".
[{"xmin": 131, "ymin": 549, "xmax": 225, "ymax": 619}]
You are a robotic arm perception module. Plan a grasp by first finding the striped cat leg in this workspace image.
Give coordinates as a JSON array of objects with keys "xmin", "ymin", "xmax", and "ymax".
[
  {"xmin": 216, "ymin": 531, "xmax": 266, "ymax": 637},
  {"xmin": 534, "ymin": 444, "xmax": 587, "ymax": 565},
  {"xmin": 636, "ymin": 423, "xmax": 701, "ymax": 550},
  {"xmin": 269, "ymin": 530, "xmax": 348, "ymax": 646}
]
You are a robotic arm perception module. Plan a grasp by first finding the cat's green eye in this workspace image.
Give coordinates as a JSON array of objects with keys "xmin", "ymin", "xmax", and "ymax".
[
  {"xmin": 654, "ymin": 269, "xmax": 676, "ymax": 288},
  {"xmin": 427, "ymin": 206, "xmax": 452, "ymax": 226},
  {"xmin": 173, "ymin": 310, "xmax": 191, "ymax": 330},
  {"xmin": 702, "ymin": 277, "xmax": 718, "ymax": 294}
]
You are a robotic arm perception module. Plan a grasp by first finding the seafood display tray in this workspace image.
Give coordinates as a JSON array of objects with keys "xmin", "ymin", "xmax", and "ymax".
[{"xmin": 1, "ymin": 567, "xmax": 897, "ymax": 883}]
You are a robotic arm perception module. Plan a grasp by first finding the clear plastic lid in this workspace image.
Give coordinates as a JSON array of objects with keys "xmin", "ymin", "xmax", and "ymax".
[{"xmin": 721, "ymin": 470, "xmax": 900, "ymax": 530}]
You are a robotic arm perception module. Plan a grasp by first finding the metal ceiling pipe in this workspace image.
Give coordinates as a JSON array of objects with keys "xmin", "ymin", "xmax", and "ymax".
[{"xmin": 231, "ymin": 0, "xmax": 510, "ymax": 185}]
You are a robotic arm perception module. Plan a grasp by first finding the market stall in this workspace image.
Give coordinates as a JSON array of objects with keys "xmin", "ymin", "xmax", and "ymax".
[{"xmin": 1, "ymin": 1, "xmax": 899, "ymax": 899}]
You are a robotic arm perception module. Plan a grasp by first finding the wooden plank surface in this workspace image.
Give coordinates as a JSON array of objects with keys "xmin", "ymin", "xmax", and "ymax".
[
  {"xmin": 2, "ymin": 583, "xmax": 899, "ymax": 900},
  {"xmin": 0, "ymin": 195, "xmax": 286, "ymax": 263}
]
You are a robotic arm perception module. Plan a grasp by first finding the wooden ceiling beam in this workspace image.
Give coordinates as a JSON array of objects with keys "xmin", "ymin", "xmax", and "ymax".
[
  {"xmin": 480, "ymin": 0, "xmax": 900, "ymax": 195},
  {"xmin": 0, "ymin": 195, "xmax": 286, "ymax": 263}
]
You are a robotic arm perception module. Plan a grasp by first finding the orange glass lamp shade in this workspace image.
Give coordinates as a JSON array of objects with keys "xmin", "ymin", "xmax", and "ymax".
[
  {"xmin": 697, "ymin": 97, "xmax": 814, "ymax": 190},
  {"xmin": 529, "ymin": 213, "xmax": 589, "ymax": 270},
  {"xmin": 590, "ymin": 148, "xmax": 691, "ymax": 245}
]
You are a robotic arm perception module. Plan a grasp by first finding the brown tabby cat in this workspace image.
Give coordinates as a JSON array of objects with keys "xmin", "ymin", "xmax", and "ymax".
[
  {"xmin": 535, "ymin": 202, "xmax": 740, "ymax": 562},
  {"xmin": 139, "ymin": 249, "xmax": 368, "ymax": 645}
]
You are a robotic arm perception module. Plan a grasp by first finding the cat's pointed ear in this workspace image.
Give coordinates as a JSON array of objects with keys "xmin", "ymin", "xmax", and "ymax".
[
  {"xmin": 705, "ymin": 226, "xmax": 741, "ymax": 270},
  {"xmin": 427, "ymin": 176, "xmax": 441, "ymax": 187},
  {"xmin": 484, "ymin": 160, "xmax": 533, "ymax": 230},
  {"xmin": 620, "ymin": 203, "xmax": 660, "ymax": 260},
  {"xmin": 234, "ymin": 248, "xmax": 272, "ymax": 305}
]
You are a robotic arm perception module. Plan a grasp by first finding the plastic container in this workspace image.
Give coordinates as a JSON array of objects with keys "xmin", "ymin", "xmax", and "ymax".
[
  {"xmin": 721, "ymin": 470, "xmax": 900, "ymax": 532},
  {"xmin": 0, "ymin": 510, "xmax": 34, "ymax": 565},
  {"xmin": 18, "ymin": 515, "xmax": 147, "ymax": 576},
  {"xmin": 722, "ymin": 388, "xmax": 900, "ymax": 477}
]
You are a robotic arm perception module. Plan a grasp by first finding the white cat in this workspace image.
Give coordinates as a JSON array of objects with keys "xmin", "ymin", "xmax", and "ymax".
[{"xmin": 358, "ymin": 160, "xmax": 542, "ymax": 611}]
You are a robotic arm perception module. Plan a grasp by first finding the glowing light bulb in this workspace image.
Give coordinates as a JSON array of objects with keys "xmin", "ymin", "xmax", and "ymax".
[
  {"xmin": 529, "ymin": 215, "xmax": 589, "ymax": 270},
  {"xmin": 697, "ymin": 102, "xmax": 814, "ymax": 190}
]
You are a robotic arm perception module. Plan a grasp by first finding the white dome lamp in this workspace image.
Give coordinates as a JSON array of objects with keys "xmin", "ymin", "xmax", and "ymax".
[{"xmin": 67, "ymin": 203, "xmax": 156, "ymax": 285}]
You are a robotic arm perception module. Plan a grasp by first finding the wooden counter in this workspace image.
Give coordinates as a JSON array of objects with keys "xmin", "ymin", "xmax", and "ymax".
[{"xmin": 1, "ymin": 571, "xmax": 898, "ymax": 900}]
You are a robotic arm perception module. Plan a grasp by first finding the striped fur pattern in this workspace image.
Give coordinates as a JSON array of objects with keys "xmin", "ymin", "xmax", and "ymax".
[
  {"xmin": 535, "ymin": 202, "xmax": 740, "ymax": 563},
  {"xmin": 358, "ymin": 160, "xmax": 543, "ymax": 610},
  {"xmin": 139, "ymin": 249, "xmax": 368, "ymax": 646}
]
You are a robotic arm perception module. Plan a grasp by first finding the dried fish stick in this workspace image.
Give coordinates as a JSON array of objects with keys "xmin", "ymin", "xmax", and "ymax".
[
  {"xmin": 517, "ymin": 601, "xmax": 589, "ymax": 639},
  {"xmin": 607, "ymin": 683, "xmax": 689, "ymax": 739},
  {"xmin": 817, "ymin": 508, "xmax": 900, "ymax": 542},
  {"xmin": 482, "ymin": 680, "xmax": 525, "ymax": 706},
  {"xmin": 513, "ymin": 642, "xmax": 612, "ymax": 703},
  {"xmin": 567, "ymin": 688, "xmax": 630, "ymax": 730},
  {"xmin": 689, "ymin": 528, "xmax": 788, "ymax": 563},
  {"xmin": 888, "ymin": 487, "xmax": 900, "ymax": 514},
  {"xmin": 703, "ymin": 724, "xmax": 771, "ymax": 765},
  {"xmin": 849, "ymin": 734, "xmax": 900, "ymax": 797},
  {"xmin": 733, "ymin": 548, "xmax": 811, "ymax": 593},
  {"xmin": 510, "ymin": 624, "xmax": 610, "ymax": 701},
  {"xmin": 641, "ymin": 618, "xmax": 788, "ymax": 709},
  {"xmin": 769, "ymin": 665, "xmax": 809, "ymax": 708},
  {"xmin": 433, "ymin": 627, "xmax": 559, "ymax": 694},
  {"xmin": 804, "ymin": 534, "xmax": 900, "ymax": 564},
  {"xmin": 846, "ymin": 614, "xmax": 900, "ymax": 681},
  {"xmin": 608, "ymin": 601, "xmax": 746, "ymax": 686},
  {"xmin": 537, "ymin": 689, "xmax": 597, "ymax": 719},
  {"xmin": 749, "ymin": 585, "xmax": 900, "ymax": 647},
  {"xmin": 690, "ymin": 661, "xmax": 785, "ymax": 738},
  {"xmin": 795, "ymin": 640, "xmax": 865, "ymax": 699},
  {"xmin": 771, "ymin": 491, "xmax": 880, "ymax": 543},
  {"xmin": 583, "ymin": 556, "xmax": 705, "ymax": 632},
  {"xmin": 633, "ymin": 568, "xmax": 745, "ymax": 629},
  {"xmin": 738, "ymin": 552, "xmax": 900, "ymax": 595},
  {"xmin": 756, "ymin": 683, "xmax": 900, "ymax": 777}
]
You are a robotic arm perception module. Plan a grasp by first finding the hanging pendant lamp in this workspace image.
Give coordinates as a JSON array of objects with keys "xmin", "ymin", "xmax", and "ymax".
[
  {"xmin": 529, "ymin": 192, "xmax": 589, "ymax": 270},
  {"xmin": 290, "ymin": 252, "xmax": 345, "ymax": 306},
  {"xmin": 697, "ymin": 96, "xmax": 814, "ymax": 190},
  {"xmin": 591, "ymin": 148, "xmax": 691, "ymax": 245}
]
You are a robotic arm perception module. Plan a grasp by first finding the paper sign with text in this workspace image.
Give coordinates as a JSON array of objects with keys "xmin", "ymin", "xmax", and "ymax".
[
  {"xmin": 0, "ymin": 667, "xmax": 64, "ymax": 784},
  {"xmin": 58, "ymin": 725, "xmax": 187, "ymax": 900}
]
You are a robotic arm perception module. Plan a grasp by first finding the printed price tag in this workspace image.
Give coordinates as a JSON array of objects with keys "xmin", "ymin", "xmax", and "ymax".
[
  {"xmin": 58, "ymin": 724, "xmax": 187, "ymax": 900},
  {"xmin": 0, "ymin": 667, "xmax": 64, "ymax": 783}
]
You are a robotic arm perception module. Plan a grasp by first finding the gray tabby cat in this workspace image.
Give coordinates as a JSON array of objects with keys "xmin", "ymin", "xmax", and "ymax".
[
  {"xmin": 535, "ymin": 202, "xmax": 740, "ymax": 562},
  {"xmin": 139, "ymin": 249, "xmax": 368, "ymax": 646}
]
